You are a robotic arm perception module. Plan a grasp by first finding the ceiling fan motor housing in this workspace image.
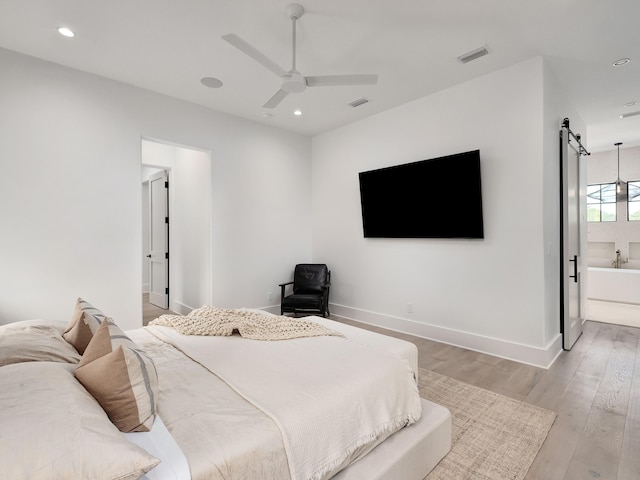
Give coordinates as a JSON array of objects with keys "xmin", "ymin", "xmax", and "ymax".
[{"xmin": 282, "ymin": 71, "xmax": 307, "ymax": 93}]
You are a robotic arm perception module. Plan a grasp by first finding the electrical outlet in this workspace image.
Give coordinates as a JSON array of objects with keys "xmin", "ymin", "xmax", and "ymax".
[
  {"xmin": 407, "ymin": 303, "xmax": 413, "ymax": 314},
  {"xmin": 267, "ymin": 291, "xmax": 273, "ymax": 302}
]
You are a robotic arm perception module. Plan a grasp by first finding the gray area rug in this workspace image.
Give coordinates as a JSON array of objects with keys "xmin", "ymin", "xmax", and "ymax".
[{"xmin": 419, "ymin": 369, "xmax": 556, "ymax": 480}]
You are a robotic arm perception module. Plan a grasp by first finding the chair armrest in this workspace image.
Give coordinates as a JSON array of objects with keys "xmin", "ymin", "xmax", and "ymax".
[{"xmin": 279, "ymin": 281, "xmax": 294, "ymax": 302}]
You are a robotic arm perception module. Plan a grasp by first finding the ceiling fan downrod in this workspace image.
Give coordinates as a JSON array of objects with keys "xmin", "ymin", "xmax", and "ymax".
[
  {"xmin": 281, "ymin": 4, "xmax": 306, "ymax": 94},
  {"xmin": 286, "ymin": 4, "xmax": 304, "ymax": 72}
]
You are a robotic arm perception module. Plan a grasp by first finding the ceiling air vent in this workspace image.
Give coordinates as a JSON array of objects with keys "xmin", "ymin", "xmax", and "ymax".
[
  {"xmin": 620, "ymin": 111, "xmax": 640, "ymax": 119},
  {"xmin": 457, "ymin": 45, "xmax": 490, "ymax": 64},
  {"xmin": 348, "ymin": 97, "xmax": 370, "ymax": 108}
]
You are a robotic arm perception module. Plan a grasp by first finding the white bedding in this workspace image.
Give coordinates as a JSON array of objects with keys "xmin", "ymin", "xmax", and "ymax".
[
  {"xmin": 239, "ymin": 310, "xmax": 419, "ymax": 377},
  {"xmin": 301, "ymin": 315, "xmax": 418, "ymax": 377},
  {"xmin": 127, "ymin": 328, "xmax": 292, "ymax": 480},
  {"xmin": 125, "ymin": 416, "xmax": 191, "ymax": 480},
  {"xmin": 145, "ymin": 324, "xmax": 422, "ymax": 480}
]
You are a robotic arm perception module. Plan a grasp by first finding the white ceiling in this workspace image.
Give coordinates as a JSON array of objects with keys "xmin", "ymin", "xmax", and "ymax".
[{"xmin": 1, "ymin": 0, "xmax": 639, "ymax": 152}]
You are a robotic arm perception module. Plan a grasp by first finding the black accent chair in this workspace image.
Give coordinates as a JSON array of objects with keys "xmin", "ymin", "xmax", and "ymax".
[{"xmin": 279, "ymin": 264, "xmax": 331, "ymax": 317}]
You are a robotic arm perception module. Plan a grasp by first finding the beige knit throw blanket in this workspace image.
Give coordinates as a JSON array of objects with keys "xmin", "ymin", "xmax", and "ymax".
[{"xmin": 149, "ymin": 305, "xmax": 343, "ymax": 341}]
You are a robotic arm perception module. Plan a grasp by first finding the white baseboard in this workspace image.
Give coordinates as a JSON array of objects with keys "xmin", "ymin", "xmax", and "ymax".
[
  {"xmin": 261, "ymin": 305, "xmax": 281, "ymax": 315},
  {"xmin": 171, "ymin": 301, "xmax": 195, "ymax": 316},
  {"xmin": 329, "ymin": 303, "xmax": 562, "ymax": 369},
  {"xmin": 142, "ymin": 284, "xmax": 150, "ymax": 294}
]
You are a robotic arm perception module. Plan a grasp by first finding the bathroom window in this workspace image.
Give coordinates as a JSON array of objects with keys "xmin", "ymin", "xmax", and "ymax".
[
  {"xmin": 628, "ymin": 181, "xmax": 640, "ymax": 221},
  {"xmin": 587, "ymin": 183, "xmax": 616, "ymax": 222}
]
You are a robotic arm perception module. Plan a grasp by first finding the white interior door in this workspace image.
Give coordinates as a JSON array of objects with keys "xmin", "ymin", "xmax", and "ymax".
[
  {"xmin": 148, "ymin": 170, "xmax": 169, "ymax": 309},
  {"xmin": 560, "ymin": 127, "xmax": 584, "ymax": 349}
]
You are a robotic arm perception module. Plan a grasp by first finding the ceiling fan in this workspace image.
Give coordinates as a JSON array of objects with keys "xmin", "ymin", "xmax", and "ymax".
[{"xmin": 222, "ymin": 3, "xmax": 378, "ymax": 109}]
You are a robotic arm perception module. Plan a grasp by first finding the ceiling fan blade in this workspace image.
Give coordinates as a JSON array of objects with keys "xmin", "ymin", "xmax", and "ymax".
[
  {"xmin": 305, "ymin": 74, "xmax": 378, "ymax": 87},
  {"xmin": 222, "ymin": 33, "xmax": 287, "ymax": 78},
  {"xmin": 263, "ymin": 89, "xmax": 289, "ymax": 109}
]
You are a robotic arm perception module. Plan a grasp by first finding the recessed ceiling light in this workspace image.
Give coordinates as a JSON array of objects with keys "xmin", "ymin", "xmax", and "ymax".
[
  {"xmin": 57, "ymin": 27, "xmax": 75, "ymax": 38},
  {"xmin": 624, "ymin": 101, "xmax": 638, "ymax": 107},
  {"xmin": 200, "ymin": 77, "xmax": 223, "ymax": 88},
  {"xmin": 613, "ymin": 58, "xmax": 630, "ymax": 67},
  {"xmin": 293, "ymin": 109, "xmax": 302, "ymax": 116}
]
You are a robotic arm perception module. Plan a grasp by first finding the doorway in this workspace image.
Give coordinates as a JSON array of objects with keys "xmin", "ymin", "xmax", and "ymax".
[
  {"xmin": 584, "ymin": 144, "xmax": 640, "ymax": 328},
  {"xmin": 141, "ymin": 138, "xmax": 213, "ymax": 315}
]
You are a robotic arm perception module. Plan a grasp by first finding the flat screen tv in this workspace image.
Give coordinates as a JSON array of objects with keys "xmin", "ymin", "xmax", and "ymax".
[{"xmin": 358, "ymin": 150, "xmax": 484, "ymax": 239}]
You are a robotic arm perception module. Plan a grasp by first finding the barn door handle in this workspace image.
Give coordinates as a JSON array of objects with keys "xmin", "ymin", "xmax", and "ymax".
[{"xmin": 569, "ymin": 255, "xmax": 578, "ymax": 283}]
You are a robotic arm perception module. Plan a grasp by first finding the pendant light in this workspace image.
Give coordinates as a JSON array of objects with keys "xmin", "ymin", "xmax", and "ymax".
[{"xmin": 615, "ymin": 142, "xmax": 626, "ymax": 198}]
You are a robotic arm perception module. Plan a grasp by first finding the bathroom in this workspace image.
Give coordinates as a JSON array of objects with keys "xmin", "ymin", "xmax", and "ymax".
[{"xmin": 587, "ymin": 144, "xmax": 640, "ymax": 326}]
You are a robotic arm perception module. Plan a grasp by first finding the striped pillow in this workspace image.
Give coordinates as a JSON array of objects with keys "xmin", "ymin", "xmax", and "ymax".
[
  {"xmin": 63, "ymin": 298, "xmax": 105, "ymax": 354},
  {"xmin": 75, "ymin": 318, "xmax": 159, "ymax": 432}
]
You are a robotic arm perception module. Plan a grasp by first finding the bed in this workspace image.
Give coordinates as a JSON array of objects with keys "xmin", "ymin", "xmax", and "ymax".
[{"xmin": 0, "ymin": 299, "xmax": 451, "ymax": 480}]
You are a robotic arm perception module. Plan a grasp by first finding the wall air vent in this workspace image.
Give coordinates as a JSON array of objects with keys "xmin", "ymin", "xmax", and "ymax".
[
  {"xmin": 348, "ymin": 97, "xmax": 370, "ymax": 108},
  {"xmin": 457, "ymin": 45, "xmax": 490, "ymax": 64},
  {"xmin": 620, "ymin": 110, "xmax": 640, "ymax": 119}
]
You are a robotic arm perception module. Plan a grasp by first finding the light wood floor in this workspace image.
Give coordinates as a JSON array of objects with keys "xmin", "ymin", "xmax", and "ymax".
[
  {"xmin": 334, "ymin": 317, "xmax": 640, "ymax": 480},
  {"xmin": 142, "ymin": 293, "xmax": 175, "ymax": 325},
  {"xmin": 141, "ymin": 296, "xmax": 638, "ymax": 479}
]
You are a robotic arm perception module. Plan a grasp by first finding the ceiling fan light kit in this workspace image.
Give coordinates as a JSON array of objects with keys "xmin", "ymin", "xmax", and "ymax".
[{"xmin": 222, "ymin": 3, "xmax": 378, "ymax": 109}]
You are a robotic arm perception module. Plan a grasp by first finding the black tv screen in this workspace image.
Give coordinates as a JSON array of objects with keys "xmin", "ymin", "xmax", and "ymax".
[{"xmin": 358, "ymin": 150, "xmax": 484, "ymax": 239}]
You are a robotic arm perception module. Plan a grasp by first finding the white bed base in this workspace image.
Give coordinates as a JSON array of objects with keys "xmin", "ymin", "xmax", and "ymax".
[{"xmin": 333, "ymin": 398, "xmax": 451, "ymax": 480}]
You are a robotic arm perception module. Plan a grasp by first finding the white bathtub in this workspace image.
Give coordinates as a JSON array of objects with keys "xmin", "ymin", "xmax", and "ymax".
[{"xmin": 587, "ymin": 267, "xmax": 640, "ymax": 305}]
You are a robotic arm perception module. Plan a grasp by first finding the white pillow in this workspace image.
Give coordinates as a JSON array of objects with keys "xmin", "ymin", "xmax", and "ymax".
[
  {"xmin": 0, "ymin": 320, "xmax": 81, "ymax": 366},
  {"xmin": 0, "ymin": 361, "xmax": 159, "ymax": 480}
]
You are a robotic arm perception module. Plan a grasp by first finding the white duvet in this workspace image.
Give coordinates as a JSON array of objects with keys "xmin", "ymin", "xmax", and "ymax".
[{"xmin": 146, "ymin": 324, "xmax": 422, "ymax": 480}]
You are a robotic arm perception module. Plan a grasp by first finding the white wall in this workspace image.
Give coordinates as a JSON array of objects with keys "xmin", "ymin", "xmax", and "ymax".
[
  {"xmin": 0, "ymin": 47, "xmax": 312, "ymax": 330},
  {"xmin": 312, "ymin": 57, "xmax": 581, "ymax": 367}
]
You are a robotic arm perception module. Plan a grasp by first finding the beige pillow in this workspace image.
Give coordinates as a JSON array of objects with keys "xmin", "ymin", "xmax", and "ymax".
[
  {"xmin": 0, "ymin": 361, "xmax": 159, "ymax": 479},
  {"xmin": 75, "ymin": 318, "xmax": 159, "ymax": 432},
  {"xmin": 0, "ymin": 321, "xmax": 81, "ymax": 366},
  {"xmin": 63, "ymin": 298, "xmax": 105, "ymax": 354}
]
